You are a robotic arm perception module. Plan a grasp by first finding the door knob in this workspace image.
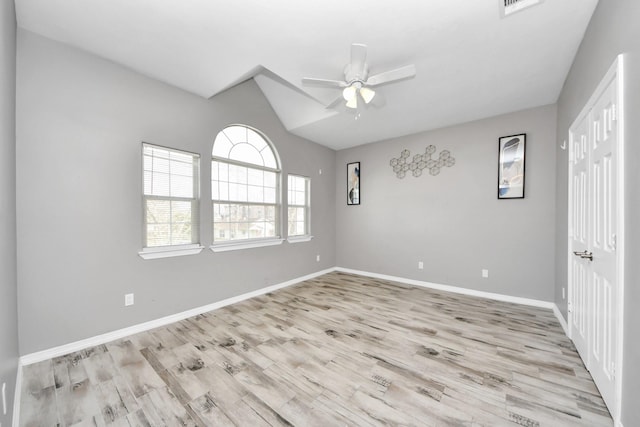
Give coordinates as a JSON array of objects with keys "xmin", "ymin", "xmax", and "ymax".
[{"xmin": 580, "ymin": 252, "xmax": 593, "ymax": 261}]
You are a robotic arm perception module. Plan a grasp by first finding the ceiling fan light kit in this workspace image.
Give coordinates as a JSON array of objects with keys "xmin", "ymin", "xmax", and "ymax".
[
  {"xmin": 342, "ymin": 83, "xmax": 376, "ymax": 109},
  {"xmin": 359, "ymin": 87, "xmax": 376, "ymax": 104},
  {"xmin": 345, "ymin": 96, "xmax": 358, "ymax": 109},
  {"xmin": 303, "ymin": 43, "xmax": 416, "ymax": 111},
  {"xmin": 342, "ymin": 85, "xmax": 357, "ymax": 102}
]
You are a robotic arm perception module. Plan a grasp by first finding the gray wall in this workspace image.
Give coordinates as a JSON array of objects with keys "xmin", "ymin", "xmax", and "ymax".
[
  {"xmin": 554, "ymin": 1, "xmax": 640, "ymax": 424},
  {"xmin": 0, "ymin": 0, "xmax": 18, "ymax": 424},
  {"xmin": 16, "ymin": 30, "xmax": 336, "ymax": 355},
  {"xmin": 336, "ymin": 105, "xmax": 557, "ymax": 301}
]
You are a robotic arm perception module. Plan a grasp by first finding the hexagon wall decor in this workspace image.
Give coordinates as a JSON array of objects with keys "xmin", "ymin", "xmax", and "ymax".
[{"xmin": 389, "ymin": 146, "xmax": 455, "ymax": 179}]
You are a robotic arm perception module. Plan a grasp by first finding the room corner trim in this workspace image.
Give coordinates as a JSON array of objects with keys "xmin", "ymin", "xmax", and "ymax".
[
  {"xmin": 334, "ymin": 267, "xmax": 555, "ymax": 310},
  {"xmin": 18, "ymin": 267, "xmax": 335, "ymax": 366}
]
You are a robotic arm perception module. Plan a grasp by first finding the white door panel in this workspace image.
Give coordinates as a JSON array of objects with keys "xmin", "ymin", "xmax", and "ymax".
[
  {"xmin": 588, "ymin": 78, "xmax": 617, "ymax": 409},
  {"xmin": 569, "ymin": 113, "xmax": 590, "ymax": 362},
  {"xmin": 568, "ymin": 64, "xmax": 620, "ymax": 414}
]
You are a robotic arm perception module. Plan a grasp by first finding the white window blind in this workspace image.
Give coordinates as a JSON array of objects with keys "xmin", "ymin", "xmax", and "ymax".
[
  {"xmin": 143, "ymin": 143, "xmax": 200, "ymax": 248},
  {"xmin": 212, "ymin": 125, "xmax": 281, "ymax": 246},
  {"xmin": 288, "ymin": 174, "xmax": 310, "ymax": 237}
]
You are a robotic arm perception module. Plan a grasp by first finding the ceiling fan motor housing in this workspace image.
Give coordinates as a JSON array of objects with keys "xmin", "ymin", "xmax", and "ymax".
[{"xmin": 344, "ymin": 63, "xmax": 369, "ymax": 86}]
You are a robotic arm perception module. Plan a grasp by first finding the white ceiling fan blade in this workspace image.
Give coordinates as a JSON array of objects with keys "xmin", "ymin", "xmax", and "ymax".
[
  {"xmin": 350, "ymin": 43, "xmax": 368, "ymax": 79},
  {"xmin": 366, "ymin": 64, "xmax": 416, "ymax": 87},
  {"xmin": 302, "ymin": 77, "xmax": 347, "ymax": 88}
]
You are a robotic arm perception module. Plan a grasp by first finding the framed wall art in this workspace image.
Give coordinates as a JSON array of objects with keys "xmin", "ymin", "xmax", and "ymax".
[
  {"xmin": 347, "ymin": 162, "xmax": 360, "ymax": 205},
  {"xmin": 497, "ymin": 133, "xmax": 526, "ymax": 199}
]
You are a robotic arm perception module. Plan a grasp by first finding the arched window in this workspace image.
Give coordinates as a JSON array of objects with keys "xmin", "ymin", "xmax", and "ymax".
[{"xmin": 211, "ymin": 125, "xmax": 282, "ymax": 250}]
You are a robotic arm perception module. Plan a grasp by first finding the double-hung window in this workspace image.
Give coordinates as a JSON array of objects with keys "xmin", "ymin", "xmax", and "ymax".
[
  {"xmin": 287, "ymin": 174, "xmax": 312, "ymax": 242},
  {"xmin": 140, "ymin": 143, "xmax": 202, "ymax": 259},
  {"xmin": 211, "ymin": 125, "xmax": 282, "ymax": 251}
]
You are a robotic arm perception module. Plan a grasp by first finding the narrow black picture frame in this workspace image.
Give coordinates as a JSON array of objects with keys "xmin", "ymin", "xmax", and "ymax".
[
  {"xmin": 347, "ymin": 162, "xmax": 360, "ymax": 205},
  {"xmin": 497, "ymin": 133, "xmax": 526, "ymax": 199}
]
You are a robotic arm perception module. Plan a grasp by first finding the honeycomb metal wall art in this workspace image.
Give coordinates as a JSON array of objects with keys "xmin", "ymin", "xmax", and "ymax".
[{"xmin": 389, "ymin": 146, "xmax": 455, "ymax": 179}]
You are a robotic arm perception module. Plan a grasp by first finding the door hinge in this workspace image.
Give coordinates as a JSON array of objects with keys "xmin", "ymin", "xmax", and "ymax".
[
  {"xmin": 568, "ymin": 301, "xmax": 573, "ymax": 313},
  {"xmin": 611, "ymin": 233, "xmax": 617, "ymax": 251}
]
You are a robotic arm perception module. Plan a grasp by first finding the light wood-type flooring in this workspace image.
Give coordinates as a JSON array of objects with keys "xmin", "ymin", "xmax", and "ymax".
[{"xmin": 19, "ymin": 272, "xmax": 613, "ymax": 426}]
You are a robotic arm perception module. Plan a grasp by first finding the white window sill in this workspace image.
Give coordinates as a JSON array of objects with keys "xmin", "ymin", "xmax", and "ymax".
[
  {"xmin": 210, "ymin": 238, "xmax": 284, "ymax": 253},
  {"xmin": 287, "ymin": 235, "xmax": 314, "ymax": 243},
  {"xmin": 138, "ymin": 245, "xmax": 204, "ymax": 260}
]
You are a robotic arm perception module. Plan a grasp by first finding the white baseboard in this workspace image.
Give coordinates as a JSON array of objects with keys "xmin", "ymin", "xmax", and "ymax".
[
  {"xmin": 335, "ymin": 268, "xmax": 575, "ymax": 340},
  {"xmin": 552, "ymin": 304, "xmax": 569, "ymax": 336},
  {"xmin": 18, "ymin": 266, "xmax": 569, "ymax": 365},
  {"xmin": 335, "ymin": 267, "xmax": 555, "ymax": 309},
  {"xmin": 19, "ymin": 267, "xmax": 334, "ymax": 366},
  {"xmin": 12, "ymin": 362, "xmax": 22, "ymax": 427}
]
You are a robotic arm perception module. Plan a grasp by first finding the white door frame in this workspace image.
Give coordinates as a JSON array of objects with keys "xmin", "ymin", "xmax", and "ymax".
[{"xmin": 567, "ymin": 54, "xmax": 625, "ymax": 424}]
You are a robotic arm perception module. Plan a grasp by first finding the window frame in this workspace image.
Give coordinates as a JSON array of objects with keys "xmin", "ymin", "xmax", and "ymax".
[
  {"xmin": 287, "ymin": 174, "xmax": 313, "ymax": 243},
  {"xmin": 139, "ymin": 142, "xmax": 204, "ymax": 260},
  {"xmin": 210, "ymin": 125, "xmax": 284, "ymax": 252}
]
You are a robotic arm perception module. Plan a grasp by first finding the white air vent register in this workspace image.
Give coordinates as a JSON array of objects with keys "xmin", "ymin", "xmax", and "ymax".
[{"xmin": 500, "ymin": 0, "xmax": 544, "ymax": 17}]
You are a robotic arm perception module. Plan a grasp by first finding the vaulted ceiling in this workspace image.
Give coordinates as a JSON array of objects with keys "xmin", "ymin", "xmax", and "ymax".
[{"xmin": 15, "ymin": 0, "xmax": 599, "ymax": 149}]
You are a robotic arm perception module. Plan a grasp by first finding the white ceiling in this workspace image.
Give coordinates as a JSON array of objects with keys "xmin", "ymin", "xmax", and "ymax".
[{"xmin": 15, "ymin": 0, "xmax": 599, "ymax": 150}]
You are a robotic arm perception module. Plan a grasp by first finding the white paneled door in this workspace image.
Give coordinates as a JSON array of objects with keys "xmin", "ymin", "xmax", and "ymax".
[
  {"xmin": 569, "ymin": 112, "xmax": 590, "ymax": 361},
  {"xmin": 568, "ymin": 57, "xmax": 623, "ymax": 416}
]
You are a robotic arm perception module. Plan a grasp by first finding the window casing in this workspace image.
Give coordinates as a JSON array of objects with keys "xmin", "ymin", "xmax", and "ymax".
[
  {"xmin": 211, "ymin": 125, "xmax": 282, "ymax": 250},
  {"xmin": 288, "ymin": 174, "xmax": 311, "ymax": 240},
  {"xmin": 140, "ymin": 143, "xmax": 202, "ymax": 259}
]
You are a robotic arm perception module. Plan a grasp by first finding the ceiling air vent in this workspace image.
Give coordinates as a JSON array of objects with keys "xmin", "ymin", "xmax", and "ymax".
[{"xmin": 500, "ymin": 0, "xmax": 544, "ymax": 17}]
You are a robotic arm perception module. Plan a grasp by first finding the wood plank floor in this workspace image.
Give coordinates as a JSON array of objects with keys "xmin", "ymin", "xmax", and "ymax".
[{"xmin": 19, "ymin": 272, "xmax": 613, "ymax": 426}]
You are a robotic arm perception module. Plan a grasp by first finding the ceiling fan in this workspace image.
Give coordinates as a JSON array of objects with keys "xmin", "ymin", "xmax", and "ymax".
[{"xmin": 302, "ymin": 43, "xmax": 416, "ymax": 109}]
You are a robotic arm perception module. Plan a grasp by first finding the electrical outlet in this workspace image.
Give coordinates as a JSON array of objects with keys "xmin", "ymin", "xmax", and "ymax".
[
  {"xmin": 482, "ymin": 269, "xmax": 489, "ymax": 278},
  {"xmin": 316, "ymin": 255, "xmax": 320, "ymax": 262},
  {"xmin": 125, "ymin": 293, "xmax": 134, "ymax": 306},
  {"xmin": 319, "ymin": 169, "xmax": 322, "ymax": 175},
  {"xmin": 562, "ymin": 287, "xmax": 566, "ymax": 300},
  {"xmin": 418, "ymin": 261, "xmax": 424, "ymax": 270}
]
